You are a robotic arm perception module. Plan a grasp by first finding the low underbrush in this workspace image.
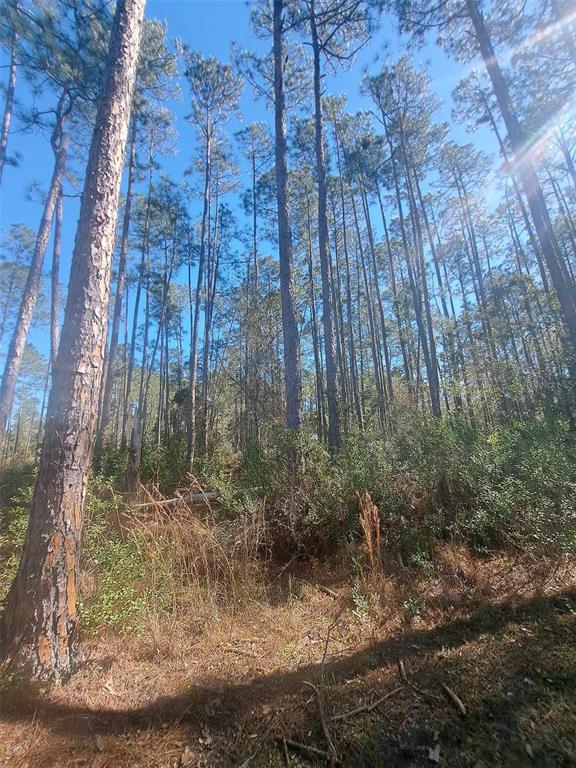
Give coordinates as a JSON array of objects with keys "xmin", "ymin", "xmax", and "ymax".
[
  {"xmin": 1, "ymin": 411, "xmax": 575, "ymax": 642},
  {"xmin": 202, "ymin": 410, "xmax": 576, "ymax": 560}
]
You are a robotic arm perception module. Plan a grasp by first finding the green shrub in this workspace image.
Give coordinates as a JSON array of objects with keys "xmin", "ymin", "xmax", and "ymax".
[
  {"xmin": 79, "ymin": 511, "xmax": 148, "ymax": 633},
  {"xmin": 0, "ymin": 463, "xmax": 36, "ymax": 600},
  {"xmin": 0, "ymin": 466, "xmax": 159, "ymax": 634},
  {"xmin": 140, "ymin": 440, "xmax": 188, "ymax": 490}
]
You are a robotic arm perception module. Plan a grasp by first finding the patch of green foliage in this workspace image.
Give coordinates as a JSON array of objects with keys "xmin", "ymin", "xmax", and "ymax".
[
  {"xmin": 0, "ymin": 466, "xmax": 168, "ymax": 634},
  {"xmin": 202, "ymin": 410, "xmax": 576, "ymax": 558},
  {"xmin": 0, "ymin": 462, "xmax": 36, "ymax": 600}
]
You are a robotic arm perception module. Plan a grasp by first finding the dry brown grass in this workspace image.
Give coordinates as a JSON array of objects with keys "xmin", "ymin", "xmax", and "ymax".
[
  {"xmin": 129, "ymin": 488, "xmax": 269, "ymax": 623},
  {"xmin": 1, "ymin": 499, "xmax": 575, "ymax": 767},
  {"xmin": 358, "ymin": 491, "xmax": 383, "ymax": 580}
]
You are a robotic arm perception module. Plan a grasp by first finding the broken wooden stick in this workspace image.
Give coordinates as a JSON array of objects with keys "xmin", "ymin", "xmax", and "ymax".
[
  {"xmin": 282, "ymin": 737, "xmax": 290, "ymax": 765},
  {"xmin": 304, "ymin": 681, "xmax": 338, "ymax": 764},
  {"xmin": 331, "ymin": 686, "xmax": 404, "ymax": 721},
  {"xmin": 441, "ymin": 682, "xmax": 467, "ymax": 715},
  {"xmin": 398, "ymin": 657, "xmax": 441, "ymax": 703},
  {"xmin": 132, "ymin": 491, "xmax": 219, "ymax": 509},
  {"xmin": 281, "ymin": 738, "xmax": 330, "ymax": 760}
]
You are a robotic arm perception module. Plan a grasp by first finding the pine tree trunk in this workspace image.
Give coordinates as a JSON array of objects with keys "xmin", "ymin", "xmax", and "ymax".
[
  {"xmin": 127, "ymin": 277, "xmax": 151, "ymax": 491},
  {"xmin": 121, "ymin": 170, "xmax": 153, "ymax": 449},
  {"xmin": 310, "ymin": 4, "xmax": 340, "ymax": 450},
  {"xmin": 0, "ymin": 31, "xmax": 16, "ymax": 186},
  {"xmin": 361, "ymin": 184, "xmax": 393, "ymax": 399},
  {"xmin": 0, "ymin": 0, "xmax": 145, "ymax": 681},
  {"xmin": 306, "ymin": 200, "xmax": 326, "ymax": 440},
  {"xmin": 333, "ymin": 125, "xmax": 363, "ymax": 429},
  {"xmin": 187, "ymin": 133, "xmax": 210, "ymax": 469},
  {"xmin": 351, "ymin": 191, "xmax": 387, "ymax": 425},
  {"xmin": 0, "ymin": 95, "xmax": 70, "ymax": 448},
  {"xmin": 377, "ymin": 184, "xmax": 413, "ymax": 393},
  {"xmin": 50, "ymin": 188, "xmax": 63, "ymax": 371},
  {"xmin": 98, "ymin": 115, "xmax": 138, "ymax": 446},
  {"xmin": 273, "ymin": 0, "xmax": 302, "ymax": 435},
  {"xmin": 466, "ymin": 0, "xmax": 576, "ymax": 351}
]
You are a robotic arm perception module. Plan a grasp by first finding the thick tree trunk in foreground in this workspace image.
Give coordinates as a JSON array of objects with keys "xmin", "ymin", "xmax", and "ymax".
[
  {"xmin": 0, "ymin": 0, "xmax": 145, "ymax": 681},
  {"xmin": 0, "ymin": 31, "xmax": 16, "ymax": 186},
  {"xmin": 0, "ymin": 96, "xmax": 70, "ymax": 448},
  {"xmin": 273, "ymin": 0, "xmax": 302, "ymax": 434}
]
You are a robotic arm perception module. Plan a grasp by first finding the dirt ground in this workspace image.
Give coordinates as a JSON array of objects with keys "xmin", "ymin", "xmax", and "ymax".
[{"xmin": 1, "ymin": 548, "xmax": 575, "ymax": 767}]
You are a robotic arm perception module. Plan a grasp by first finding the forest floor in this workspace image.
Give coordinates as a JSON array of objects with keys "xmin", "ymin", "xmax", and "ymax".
[{"xmin": 1, "ymin": 547, "xmax": 575, "ymax": 768}]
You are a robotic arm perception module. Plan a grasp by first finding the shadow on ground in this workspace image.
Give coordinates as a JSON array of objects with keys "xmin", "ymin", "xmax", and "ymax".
[{"xmin": 1, "ymin": 586, "xmax": 575, "ymax": 766}]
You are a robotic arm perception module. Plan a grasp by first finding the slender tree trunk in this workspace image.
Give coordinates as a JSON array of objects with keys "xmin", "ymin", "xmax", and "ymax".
[
  {"xmin": 0, "ymin": 0, "xmax": 145, "ymax": 681},
  {"xmin": 351, "ymin": 191, "xmax": 387, "ymax": 425},
  {"xmin": 310, "ymin": 3, "xmax": 340, "ymax": 450},
  {"xmin": 121, "ymin": 169, "xmax": 153, "ymax": 449},
  {"xmin": 0, "ymin": 95, "xmax": 70, "ymax": 448},
  {"xmin": 0, "ymin": 31, "xmax": 16, "ymax": 186},
  {"xmin": 187, "ymin": 132, "xmax": 211, "ymax": 469},
  {"xmin": 273, "ymin": 0, "xmax": 302, "ymax": 437},
  {"xmin": 361, "ymin": 183, "xmax": 393, "ymax": 399},
  {"xmin": 50, "ymin": 188, "xmax": 63, "ymax": 371},
  {"xmin": 329, "ymin": 199, "xmax": 350, "ymax": 415},
  {"xmin": 127, "ymin": 276, "xmax": 151, "ymax": 491},
  {"xmin": 377, "ymin": 184, "xmax": 413, "ymax": 392},
  {"xmin": 306, "ymin": 218, "xmax": 326, "ymax": 441},
  {"xmin": 482, "ymin": 96, "xmax": 551, "ymax": 295},
  {"xmin": 466, "ymin": 0, "xmax": 576, "ymax": 351},
  {"xmin": 333, "ymin": 124, "xmax": 363, "ymax": 429},
  {"xmin": 98, "ymin": 114, "xmax": 138, "ymax": 446},
  {"xmin": 35, "ymin": 361, "xmax": 51, "ymax": 455}
]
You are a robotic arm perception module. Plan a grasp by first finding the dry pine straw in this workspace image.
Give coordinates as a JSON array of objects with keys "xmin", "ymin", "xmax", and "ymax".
[{"xmin": 1, "ymin": 547, "xmax": 575, "ymax": 768}]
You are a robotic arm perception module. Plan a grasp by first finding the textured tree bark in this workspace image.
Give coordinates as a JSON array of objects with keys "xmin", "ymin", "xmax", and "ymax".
[
  {"xmin": 50, "ymin": 188, "xmax": 63, "ymax": 371},
  {"xmin": 0, "ymin": 31, "xmax": 16, "ymax": 186},
  {"xmin": 0, "ymin": 94, "xmax": 70, "ymax": 448},
  {"xmin": 98, "ymin": 115, "xmax": 138, "ymax": 447},
  {"xmin": 310, "ymin": 3, "xmax": 340, "ymax": 451},
  {"xmin": 273, "ymin": 0, "xmax": 302, "ymax": 435},
  {"xmin": 0, "ymin": 0, "xmax": 145, "ymax": 681}
]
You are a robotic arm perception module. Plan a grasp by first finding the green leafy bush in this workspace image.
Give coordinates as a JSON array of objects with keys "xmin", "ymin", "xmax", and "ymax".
[{"xmin": 0, "ymin": 467, "xmax": 159, "ymax": 634}]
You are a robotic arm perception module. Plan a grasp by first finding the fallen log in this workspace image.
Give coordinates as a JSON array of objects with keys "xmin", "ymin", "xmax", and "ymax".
[{"xmin": 132, "ymin": 491, "xmax": 220, "ymax": 509}]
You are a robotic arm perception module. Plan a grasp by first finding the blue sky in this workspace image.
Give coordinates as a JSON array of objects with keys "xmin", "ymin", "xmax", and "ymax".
[{"xmin": 0, "ymin": 0, "xmax": 495, "ymax": 371}]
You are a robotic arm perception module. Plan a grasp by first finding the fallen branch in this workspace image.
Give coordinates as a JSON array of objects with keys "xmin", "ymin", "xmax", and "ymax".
[
  {"xmin": 398, "ymin": 658, "xmax": 408, "ymax": 685},
  {"xmin": 331, "ymin": 686, "xmax": 404, "ymax": 721},
  {"xmin": 398, "ymin": 657, "xmax": 440, "ymax": 703},
  {"xmin": 299, "ymin": 579, "xmax": 339, "ymax": 599},
  {"xmin": 304, "ymin": 681, "xmax": 339, "ymax": 764},
  {"xmin": 318, "ymin": 584, "xmax": 339, "ymax": 599},
  {"xmin": 442, "ymin": 683, "xmax": 467, "ymax": 716},
  {"xmin": 282, "ymin": 737, "xmax": 290, "ymax": 765},
  {"xmin": 132, "ymin": 491, "xmax": 220, "ymax": 509},
  {"xmin": 281, "ymin": 738, "xmax": 330, "ymax": 760}
]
